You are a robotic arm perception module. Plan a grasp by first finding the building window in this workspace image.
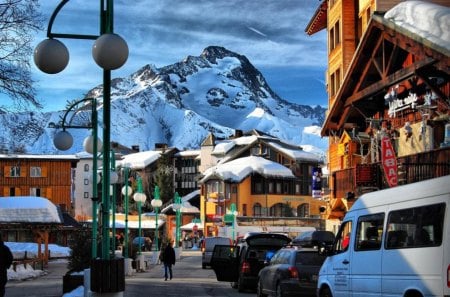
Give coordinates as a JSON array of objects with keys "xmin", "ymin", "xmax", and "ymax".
[
  {"xmin": 253, "ymin": 203, "xmax": 262, "ymax": 217},
  {"xmin": 30, "ymin": 188, "xmax": 41, "ymax": 197},
  {"xmin": 10, "ymin": 166, "xmax": 20, "ymax": 177},
  {"xmin": 84, "ymin": 164, "xmax": 89, "ymax": 172},
  {"xmin": 329, "ymin": 20, "xmax": 341, "ymax": 52},
  {"xmin": 9, "ymin": 187, "xmax": 15, "ymax": 196},
  {"xmin": 297, "ymin": 203, "xmax": 309, "ymax": 217},
  {"xmin": 30, "ymin": 166, "xmax": 42, "ymax": 177},
  {"xmin": 84, "ymin": 178, "xmax": 89, "ymax": 185},
  {"xmin": 84, "ymin": 192, "xmax": 89, "ymax": 199},
  {"xmin": 242, "ymin": 204, "xmax": 247, "ymax": 216}
]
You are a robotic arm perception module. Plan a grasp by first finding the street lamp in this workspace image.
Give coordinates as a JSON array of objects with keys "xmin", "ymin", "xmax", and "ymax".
[
  {"xmin": 133, "ymin": 177, "xmax": 146, "ymax": 256},
  {"xmin": 35, "ymin": 0, "xmax": 128, "ymax": 294},
  {"xmin": 230, "ymin": 203, "xmax": 238, "ymax": 242},
  {"xmin": 49, "ymin": 97, "xmax": 101, "ymax": 258},
  {"xmin": 172, "ymin": 192, "xmax": 182, "ymax": 248},
  {"xmin": 120, "ymin": 168, "xmax": 133, "ymax": 258},
  {"xmin": 151, "ymin": 186, "xmax": 162, "ymax": 251}
]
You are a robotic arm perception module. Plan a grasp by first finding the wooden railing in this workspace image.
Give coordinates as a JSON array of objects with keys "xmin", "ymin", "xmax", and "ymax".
[{"xmin": 332, "ymin": 147, "xmax": 450, "ymax": 197}]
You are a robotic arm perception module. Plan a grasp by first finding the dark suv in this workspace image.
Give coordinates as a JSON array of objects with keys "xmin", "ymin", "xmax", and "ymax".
[
  {"xmin": 257, "ymin": 246, "xmax": 326, "ymax": 297},
  {"xmin": 210, "ymin": 232, "xmax": 291, "ymax": 292}
]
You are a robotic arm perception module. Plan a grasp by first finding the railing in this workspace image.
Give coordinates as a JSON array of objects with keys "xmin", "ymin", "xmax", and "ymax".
[{"xmin": 332, "ymin": 147, "xmax": 450, "ymax": 197}]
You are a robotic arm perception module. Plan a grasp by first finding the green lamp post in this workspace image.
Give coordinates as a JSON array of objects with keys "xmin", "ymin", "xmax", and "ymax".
[
  {"xmin": 172, "ymin": 192, "xmax": 182, "ymax": 247},
  {"xmin": 151, "ymin": 186, "xmax": 162, "ymax": 251},
  {"xmin": 133, "ymin": 177, "xmax": 147, "ymax": 256},
  {"xmin": 120, "ymin": 168, "xmax": 133, "ymax": 258}
]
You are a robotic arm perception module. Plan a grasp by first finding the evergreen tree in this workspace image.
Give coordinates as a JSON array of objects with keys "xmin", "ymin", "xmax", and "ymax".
[{"xmin": 155, "ymin": 151, "xmax": 173, "ymax": 205}]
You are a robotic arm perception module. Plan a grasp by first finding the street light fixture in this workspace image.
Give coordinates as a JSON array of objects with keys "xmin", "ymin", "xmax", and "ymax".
[
  {"xmin": 151, "ymin": 186, "xmax": 162, "ymax": 251},
  {"xmin": 230, "ymin": 203, "xmax": 238, "ymax": 242},
  {"xmin": 35, "ymin": 0, "xmax": 128, "ymax": 293},
  {"xmin": 133, "ymin": 177, "xmax": 146, "ymax": 256},
  {"xmin": 172, "ymin": 192, "xmax": 182, "ymax": 248},
  {"xmin": 120, "ymin": 168, "xmax": 133, "ymax": 258}
]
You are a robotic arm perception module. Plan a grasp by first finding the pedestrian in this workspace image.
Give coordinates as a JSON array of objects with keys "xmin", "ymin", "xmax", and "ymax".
[
  {"xmin": 159, "ymin": 239, "xmax": 176, "ymax": 281},
  {"xmin": 0, "ymin": 236, "xmax": 13, "ymax": 297}
]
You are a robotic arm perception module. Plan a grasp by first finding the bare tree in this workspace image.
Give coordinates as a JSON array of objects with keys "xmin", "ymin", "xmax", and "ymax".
[{"xmin": 0, "ymin": 0, "xmax": 43, "ymax": 111}]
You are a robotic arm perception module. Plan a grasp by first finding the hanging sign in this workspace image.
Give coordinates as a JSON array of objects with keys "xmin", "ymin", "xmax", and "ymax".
[
  {"xmin": 381, "ymin": 136, "xmax": 397, "ymax": 187},
  {"xmin": 312, "ymin": 167, "xmax": 323, "ymax": 198}
]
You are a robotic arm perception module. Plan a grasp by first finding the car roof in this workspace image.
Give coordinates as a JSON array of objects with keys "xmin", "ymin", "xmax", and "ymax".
[{"xmin": 245, "ymin": 232, "xmax": 291, "ymax": 246}]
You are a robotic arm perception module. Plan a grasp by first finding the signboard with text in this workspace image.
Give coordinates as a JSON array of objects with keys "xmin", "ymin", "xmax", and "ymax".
[{"xmin": 381, "ymin": 136, "xmax": 397, "ymax": 187}]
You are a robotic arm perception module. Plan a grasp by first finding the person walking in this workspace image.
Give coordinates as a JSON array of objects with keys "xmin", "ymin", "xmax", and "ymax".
[
  {"xmin": 160, "ymin": 239, "xmax": 176, "ymax": 281},
  {"xmin": 0, "ymin": 236, "xmax": 13, "ymax": 297}
]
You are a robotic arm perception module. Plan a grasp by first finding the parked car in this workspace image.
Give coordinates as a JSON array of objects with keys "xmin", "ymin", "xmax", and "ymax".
[
  {"xmin": 210, "ymin": 232, "xmax": 291, "ymax": 292},
  {"xmin": 201, "ymin": 236, "xmax": 232, "ymax": 269},
  {"xmin": 257, "ymin": 246, "xmax": 327, "ymax": 297}
]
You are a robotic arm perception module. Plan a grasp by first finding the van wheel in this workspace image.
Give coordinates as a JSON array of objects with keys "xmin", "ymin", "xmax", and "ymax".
[
  {"xmin": 320, "ymin": 286, "xmax": 333, "ymax": 297},
  {"xmin": 202, "ymin": 264, "xmax": 206, "ymax": 269}
]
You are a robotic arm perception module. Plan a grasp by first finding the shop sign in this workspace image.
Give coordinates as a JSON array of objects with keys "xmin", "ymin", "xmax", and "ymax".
[{"xmin": 381, "ymin": 136, "xmax": 397, "ymax": 187}]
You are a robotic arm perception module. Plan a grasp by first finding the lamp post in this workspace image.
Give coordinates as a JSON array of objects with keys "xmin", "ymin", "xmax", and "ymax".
[
  {"xmin": 230, "ymin": 203, "xmax": 237, "ymax": 242},
  {"xmin": 172, "ymin": 192, "xmax": 182, "ymax": 248},
  {"xmin": 151, "ymin": 186, "xmax": 162, "ymax": 251},
  {"xmin": 50, "ymin": 98, "xmax": 101, "ymax": 258},
  {"xmin": 120, "ymin": 168, "xmax": 133, "ymax": 258},
  {"xmin": 35, "ymin": 0, "xmax": 128, "ymax": 294},
  {"xmin": 133, "ymin": 177, "xmax": 146, "ymax": 256}
]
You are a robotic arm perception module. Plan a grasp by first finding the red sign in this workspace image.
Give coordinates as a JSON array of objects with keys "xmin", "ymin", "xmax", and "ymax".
[{"xmin": 381, "ymin": 136, "xmax": 397, "ymax": 187}]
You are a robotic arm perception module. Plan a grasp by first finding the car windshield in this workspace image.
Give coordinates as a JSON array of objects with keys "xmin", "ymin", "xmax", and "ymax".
[{"xmin": 295, "ymin": 251, "xmax": 325, "ymax": 265}]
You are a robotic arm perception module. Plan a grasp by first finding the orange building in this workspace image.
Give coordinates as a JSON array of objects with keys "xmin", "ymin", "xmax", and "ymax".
[{"xmin": 307, "ymin": 1, "xmax": 450, "ymax": 222}]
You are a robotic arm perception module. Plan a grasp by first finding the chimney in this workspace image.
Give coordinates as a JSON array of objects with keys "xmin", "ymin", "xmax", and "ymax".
[{"xmin": 131, "ymin": 145, "xmax": 140, "ymax": 152}]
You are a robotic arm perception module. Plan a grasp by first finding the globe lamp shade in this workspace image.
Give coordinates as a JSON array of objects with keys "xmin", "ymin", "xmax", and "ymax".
[
  {"xmin": 92, "ymin": 33, "xmax": 129, "ymax": 70},
  {"xmin": 110, "ymin": 171, "xmax": 119, "ymax": 184},
  {"xmin": 151, "ymin": 198, "xmax": 162, "ymax": 208},
  {"xmin": 133, "ymin": 192, "xmax": 147, "ymax": 203},
  {"xmin": 121, "ymin": 185, "xmax": 133, "ymax": 196},
  {"xmin": 53, "ymin": 130, "xmax": 73, "ymax": 151},
  {"xmin": 34, "ymin": 39, "xmax": 69, "ymax": 74},
  {"xmin": 83, "ymin": 135, "xmax": 103, "ymax": 154}
]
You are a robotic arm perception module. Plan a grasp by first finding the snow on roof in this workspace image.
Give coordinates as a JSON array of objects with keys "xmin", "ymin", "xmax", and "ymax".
[
  {"xmin": 0, "ymin": 154, "xmax": 78, "ymax": 160},
  {"xmin": 266, "ymin": 142, "xmax": 320, "ymax": 162},
  {"xmin": 175, "ymin": 150, "xmax": 200, "ymax": 157},
  {"xmin": 384, "ymin": 1, "xmax": 450, "ymax": 52},
  {"xmin": 212, "ymin": 135, "xmax": 258, "ymax": 155},
  {"xmin": 0, "ymin": 197, "xmax": 62, "ymax": 224},
  {"xmin": 116, "ymin": 150, "xmax": 161, "ymax": 169},
  {"xmin": 201, "ymin": 156, "xmax": 294, "ymax": 183}
]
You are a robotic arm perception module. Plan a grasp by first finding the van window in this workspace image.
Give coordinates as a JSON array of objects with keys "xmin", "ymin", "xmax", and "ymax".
[
  {"xmin": 355, "ymin": 213, "xmax": 384, "ymax": 251},
  {"xmin": 385, "ymin": 203, "xmax": 445, "ymax": 249},
  {"xmin": 334, "ymin": 221, "xmax": 352, "ymax": 253}
]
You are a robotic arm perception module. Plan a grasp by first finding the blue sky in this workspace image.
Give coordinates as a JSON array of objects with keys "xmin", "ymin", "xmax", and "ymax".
[{"xmin": 10, "ymin": 0, "xmax": 328, "ymax": 111}]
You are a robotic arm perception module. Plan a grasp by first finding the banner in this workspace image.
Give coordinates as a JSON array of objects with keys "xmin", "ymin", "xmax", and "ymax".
[
  {"xmin": 381, "ymin": 136, "xmax": 397, "ymax": 187},
  {"xmin": 312, "ymin": 167, "xmax": 323, "ymax": 198}
]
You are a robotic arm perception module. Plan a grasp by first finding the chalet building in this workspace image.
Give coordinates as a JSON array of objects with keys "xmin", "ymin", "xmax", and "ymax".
[
  {"xmin": 198, "ymin": 130, "xmax": 326, "ymax": 238},
  {"xmin": 306, "ymin": 0, "xmax": 450, "ymax": 222},
  {"xmin": 173, "ymin": 150, "xmax": 201, "ymax": 197},
  {"xmin": 0, "ymin": 154, "xmax": 78, "ymax": 212}
]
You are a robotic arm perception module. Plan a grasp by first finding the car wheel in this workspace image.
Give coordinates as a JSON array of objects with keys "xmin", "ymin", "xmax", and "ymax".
[
  {"xmin": 237, "ymin": 277, "xmax": 246, "ymax": 292},
  {"xmin": 320, "ymin": 286, "xmax": 333, "ymax": 297},
  {"xmin": 275, "ymin": 283, "xmax": 283, "ymax": 297},
  {"xmin": 257, "ymin": 279, "xmax": 267, "ymax": 297}
]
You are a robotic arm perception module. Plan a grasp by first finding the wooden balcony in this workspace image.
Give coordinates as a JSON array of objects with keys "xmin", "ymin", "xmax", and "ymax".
[{"xmin": 332, "ymin": 147, "xmax": 450, "ymax": 198}]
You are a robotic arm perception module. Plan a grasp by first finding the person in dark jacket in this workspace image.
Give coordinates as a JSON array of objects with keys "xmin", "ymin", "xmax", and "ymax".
[
  {"xmin": 160, "ymin": 240, "xmax": 176, "ymax": 281},
  {"xmin": 0, "ymin": 237, "xmax": 13, "ymax": 297}
]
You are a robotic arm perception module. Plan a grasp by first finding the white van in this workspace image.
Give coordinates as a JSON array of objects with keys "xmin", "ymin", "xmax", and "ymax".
[{"xmin": 317, "ymin": 176, "xmax": 450, "ymax": 297}]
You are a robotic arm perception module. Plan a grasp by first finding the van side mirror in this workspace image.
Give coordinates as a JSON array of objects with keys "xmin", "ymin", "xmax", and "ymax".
[{"xmin": 318, "ymin": 242, "xmax": 333, "ymax": 256}]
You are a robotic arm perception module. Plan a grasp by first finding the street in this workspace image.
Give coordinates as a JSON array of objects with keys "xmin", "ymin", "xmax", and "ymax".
[{"xmin": 6, "ymin": 250, "xmax": 250, "ymax": 297}]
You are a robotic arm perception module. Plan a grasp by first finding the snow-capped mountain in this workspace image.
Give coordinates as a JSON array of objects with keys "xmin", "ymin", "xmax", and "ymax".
[{"xmin": 0, "ymin": 46, "xmax": 326, "ymax": 155}]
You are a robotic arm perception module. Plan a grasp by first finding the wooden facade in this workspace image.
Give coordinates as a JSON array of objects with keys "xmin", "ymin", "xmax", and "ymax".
[
  {"xmin": 306, "ymin": 1, "xmax": 450, "ymax": 220},
  {"xmin": 0, "ymin": 155, "xmax": 78, "ymax": 212}
]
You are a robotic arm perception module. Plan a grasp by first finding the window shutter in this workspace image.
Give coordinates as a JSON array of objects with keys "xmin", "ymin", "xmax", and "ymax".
[
  {"xmin": 20, "ymin": 167, "xmax": 26, "ymax": 177},
  {"xmin": 4, "ymin": 166, "xmax": 11, "ymax": 177},
  {"xmin": 41, "ymin": 166, "xmax": 48, "ymax": 177}
]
